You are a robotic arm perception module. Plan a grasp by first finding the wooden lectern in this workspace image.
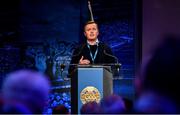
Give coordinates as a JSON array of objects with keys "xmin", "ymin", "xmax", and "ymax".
[{"xmin": 71, "ymin": 65, "xmax": 113, "ymax": 114}]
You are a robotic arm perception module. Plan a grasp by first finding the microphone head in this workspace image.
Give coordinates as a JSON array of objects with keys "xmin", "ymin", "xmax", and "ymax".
[
  {"xmin": 115, "ymin": 63, "xmax": 121, "ymax": 68},
  {"xmin": 103, "ymin": 50, "xmax": 119, "ymax": 64},
  {"xmin": 115, "ymin": 63, "xmax": 121, "ymax": 75}
]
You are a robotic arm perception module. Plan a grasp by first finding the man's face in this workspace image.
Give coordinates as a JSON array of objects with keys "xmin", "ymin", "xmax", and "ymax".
[{"xmin": 84, "ymin": 23, "xmax": 99, "ymax": 41}]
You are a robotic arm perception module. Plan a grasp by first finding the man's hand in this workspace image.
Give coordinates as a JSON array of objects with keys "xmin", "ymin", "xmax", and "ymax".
[{"xmin": 79, "ymin": 56, "xmax": 90, "ymax": 64}]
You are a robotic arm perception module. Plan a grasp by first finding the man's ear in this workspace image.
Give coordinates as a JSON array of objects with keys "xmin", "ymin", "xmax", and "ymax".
[{"xmin": 84, "ymin": 32, "xmax": 87, "ymax": 37}]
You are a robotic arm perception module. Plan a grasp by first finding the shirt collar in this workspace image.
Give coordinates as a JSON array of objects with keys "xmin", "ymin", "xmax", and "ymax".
[{"xmin": 87, "ymin": 39, "xmax": 99, "ymax": 46}]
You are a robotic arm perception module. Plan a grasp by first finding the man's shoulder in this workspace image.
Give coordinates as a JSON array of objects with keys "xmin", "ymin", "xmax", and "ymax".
[
  {"xmin": 75, "ymin": 43, "xmax": 86, "ymax": 49},
  {"xmin": 73, "ymin": 43, "xmax": 87, "ymax": 52},
  {"xmin": 99, "ymin": 42, "xmax": 111, "ymax": 49}
]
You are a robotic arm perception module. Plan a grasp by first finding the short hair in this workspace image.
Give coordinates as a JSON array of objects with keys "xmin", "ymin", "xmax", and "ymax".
[
  {"xmin": 52, "ymin": 105, "xmax": 69, "ymax": 114},
  {"xmin": 80, "ymin": 101, "xmax": 102, "ymax": 114},
  {"xmin": 2, "ymin": 69, "xmax": 50, "ymax": 113},
  {"xmin": 100, "ymin": 94, "xmax": 126, "ymax": 114},
  {"xmin": 84, "ymin": 21, "xmax": 98, "ymax": 31},
  {"xmin": 138, "ymin": 36, "xmax": 180, "ymax": 110}
]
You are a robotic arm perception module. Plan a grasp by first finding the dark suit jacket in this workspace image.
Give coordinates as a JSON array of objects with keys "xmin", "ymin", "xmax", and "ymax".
[{"xmin": 68, "ymin": 42, "xmax": 116, "ymax": 76}]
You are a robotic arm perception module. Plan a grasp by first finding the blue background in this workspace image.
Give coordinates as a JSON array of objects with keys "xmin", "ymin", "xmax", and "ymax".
[{"xmin": 0, "ymin": 0, "xmax": 138, "ymax": 114}]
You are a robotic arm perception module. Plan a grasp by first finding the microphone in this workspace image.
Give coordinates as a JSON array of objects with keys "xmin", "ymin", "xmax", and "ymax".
[
  {"xmin": 71, "ymin": 44, "xmax": 86, "ymax": 58},
  {"xmin": 61, "ymin": 44, "xmax": 85, "ymax": 79},
  {"xmin": 68, "ymin": 43, "xmax": 86, "ymax": 77},
  {"xmin": 103, "ymin": 50, "xmax": 121, "ymax": 72}
]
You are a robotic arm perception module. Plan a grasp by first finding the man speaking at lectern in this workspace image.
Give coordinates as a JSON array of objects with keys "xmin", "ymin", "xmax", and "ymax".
[{"xmin": 68, "ymin": 21, "xmax": 116, "ymax": 75}]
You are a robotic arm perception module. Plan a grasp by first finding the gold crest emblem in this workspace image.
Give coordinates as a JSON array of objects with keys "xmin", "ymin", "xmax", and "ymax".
[{"xmin": 80, "ymin": 86, "xmax": 101, "ymax": 104}]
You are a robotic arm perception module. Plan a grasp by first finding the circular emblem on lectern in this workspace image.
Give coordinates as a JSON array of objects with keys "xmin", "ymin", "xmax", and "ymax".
[{"xmin": 80, "ymin": 86, "xmax": 101, "ymax": 104}]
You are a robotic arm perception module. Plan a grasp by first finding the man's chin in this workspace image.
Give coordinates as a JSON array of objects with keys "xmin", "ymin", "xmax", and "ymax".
[{"xmin": 88, "ymin": 38, "xmax": 96, "ymax": 40}]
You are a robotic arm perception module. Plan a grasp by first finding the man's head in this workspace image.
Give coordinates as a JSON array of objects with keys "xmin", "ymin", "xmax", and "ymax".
[
  {"xmin": 135, "ymin": 36, "xmax": 180, "ymax": 112},
  {"xmin": 84, "ymin": 21, "xmax": 99, "ymax": 42},
  {"xmin": 2, "ymin": 69, "xmax": 50, "ymax": 113},
  {"xmin": 80, "ymin": 101, "xmax": 102, "ymax": 114},
  {"xmin": 100, "ymin": 94, "xmax": 126, "ymax": 114}
]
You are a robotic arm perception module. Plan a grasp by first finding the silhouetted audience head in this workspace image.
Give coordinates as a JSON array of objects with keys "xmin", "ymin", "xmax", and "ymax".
[
  {"xmin": 2, "ymin": 101, "xmax": 32, "ymax": 114},
  {"xmin": 135, "ymin": 36, "xmax": 180, "ymax": 113},
  {"xmin": 134, "ymin": 91, "xmax": 177, "ymax": 113},
  {"xmin": 1, "ymin": 69, "xmax": 50, "ymax": 114},
  {"xmin": 52, "ymin": 105, "xmax": 69, "ymax": 114},
  {"xmin": 122, "ymin": 97, "xmax": 133, "ymax": 113},
  {"xmin": 0, "ymin": 97, "xmax": 4, "ymax": 113},
  {"xmin": 100, "ymin": 94, "xmax": 126, "ymax": 114},
  {"xmin": 80, "ymin": 101, "xmax": 102, "ymax": 114}
]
